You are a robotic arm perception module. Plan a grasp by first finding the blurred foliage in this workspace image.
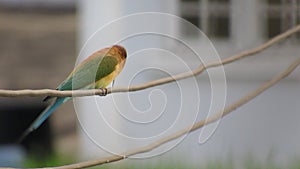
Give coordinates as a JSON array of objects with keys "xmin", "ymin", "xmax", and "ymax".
[
  {"xmin": 24, "ymin": 152, "xmax": 75, "ymax": 168},
  {"xmin": 23, "ymin": 153, "xmax": 300, "ymax": 169}
]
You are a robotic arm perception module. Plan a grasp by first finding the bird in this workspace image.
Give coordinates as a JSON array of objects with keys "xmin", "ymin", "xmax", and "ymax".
[{"xmin": 18, "ymin": 45, "xmax": 127, "ymax": 142}]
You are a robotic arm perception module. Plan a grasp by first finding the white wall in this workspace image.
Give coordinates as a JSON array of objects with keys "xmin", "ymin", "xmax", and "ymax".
[{"xmin": 77, "ymin": 0, "xmax": 300, "ymax": 168}]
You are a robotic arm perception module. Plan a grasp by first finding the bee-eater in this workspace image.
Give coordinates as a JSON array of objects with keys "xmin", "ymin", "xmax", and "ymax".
[{"xmin": 18, "ymin": 45, "xmax": 127, "ymax": 142}]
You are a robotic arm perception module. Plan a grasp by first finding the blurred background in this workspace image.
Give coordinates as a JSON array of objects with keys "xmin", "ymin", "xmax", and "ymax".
[{"xmin": 0, "ymin": 0, "xmax": 300, "ymax": 168}]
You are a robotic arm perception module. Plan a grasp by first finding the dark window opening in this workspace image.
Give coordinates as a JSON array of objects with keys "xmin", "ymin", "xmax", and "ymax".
[
  {"xmin": 265, "ymin": 0, "xmax": 300, "ymax": 41},
  {"xmin": 182, "ymin": 16, "xmax": 201, "ymax": 36},
  {"xmin": 266, "ymin": 17, "xmax": 281, "ymax": 38},
  {"xmin": 0, "ymin": 99, "xmax": 53, "ymax": 158},
  {"xmin": 208, "ymin": 15, "xmax": 230, "ymax": 38},
  {"xmin": 180, "ymin": 0, "xmax": 231, "ymax": 39}
]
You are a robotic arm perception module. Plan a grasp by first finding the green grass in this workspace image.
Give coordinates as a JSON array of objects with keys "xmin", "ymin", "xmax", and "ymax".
[
  {"xmin": 23, "ymin": 154, "xmax": 300, "ymax": 169},
  {"xmin": 24, "ymin": 153, "xmax": 76, "ymax": 168}
]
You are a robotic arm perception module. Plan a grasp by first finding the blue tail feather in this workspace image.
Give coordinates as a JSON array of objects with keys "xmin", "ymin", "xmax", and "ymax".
[{"xmin": 17, "ymin": 97, "xmax": 70, "ymax": 143}]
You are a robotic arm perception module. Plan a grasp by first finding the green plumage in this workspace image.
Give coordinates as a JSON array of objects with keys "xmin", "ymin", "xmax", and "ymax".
[{"xmin": 58, "ymin": 55, "xmax": 118, "ymax": 91}]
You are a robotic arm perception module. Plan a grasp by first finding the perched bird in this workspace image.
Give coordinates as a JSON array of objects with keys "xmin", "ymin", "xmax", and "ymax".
[{"xmin": 18, "ymin": 45, "xmax": 127, "ymax": 142}]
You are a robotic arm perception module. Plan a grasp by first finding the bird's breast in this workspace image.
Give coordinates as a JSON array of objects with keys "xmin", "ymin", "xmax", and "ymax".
[{"xmin": 95, "ymin": 63, "xmax": 122, "ymax": 88}]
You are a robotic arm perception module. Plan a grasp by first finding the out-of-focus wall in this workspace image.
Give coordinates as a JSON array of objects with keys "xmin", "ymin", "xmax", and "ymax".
[{"xmin": 0, "ymin": 4, "xmax": 78, "ymax": 162}]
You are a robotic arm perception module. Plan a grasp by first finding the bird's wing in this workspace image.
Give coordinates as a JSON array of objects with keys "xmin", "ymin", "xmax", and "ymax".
[{"xmin": 57, "ymin": 55, "xmax": 119, "ymax": 91}]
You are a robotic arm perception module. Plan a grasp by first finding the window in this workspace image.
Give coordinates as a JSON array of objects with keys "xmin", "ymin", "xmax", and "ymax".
[
  {"xmin": 180, "ymin": 0, "xmax": 231, "ymax": 39},
  {"xmin": 265, "ymin": 0, "xmax": 300, "ymax": 41}
]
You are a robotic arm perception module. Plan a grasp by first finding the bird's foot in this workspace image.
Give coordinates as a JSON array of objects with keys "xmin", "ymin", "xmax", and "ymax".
[{"xmin": 98, "ymin": 88, "xmax": 108, "ymax": 96}]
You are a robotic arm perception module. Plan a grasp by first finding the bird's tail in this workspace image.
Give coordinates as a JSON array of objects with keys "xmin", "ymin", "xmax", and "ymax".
[{"xmin": 17, "ymin": 97, "xmax": 69, "ymax": 143}]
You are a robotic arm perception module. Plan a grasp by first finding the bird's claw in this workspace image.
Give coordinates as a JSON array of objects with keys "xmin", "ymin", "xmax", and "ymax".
[{"xmin": 99, "ymin": 88, "xmax": 108, "ymax": 96}]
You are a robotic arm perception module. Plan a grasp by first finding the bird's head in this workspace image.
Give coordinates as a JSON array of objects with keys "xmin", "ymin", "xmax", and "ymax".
[{"xmin": 112, "ymin": 45, "xmax": 127, "ymax": 59}]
